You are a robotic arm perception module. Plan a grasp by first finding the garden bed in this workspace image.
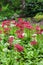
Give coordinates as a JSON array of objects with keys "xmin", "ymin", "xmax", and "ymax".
[{"xmin": 0, "ymin": 18, "xmax": 43, "ymax": 65}]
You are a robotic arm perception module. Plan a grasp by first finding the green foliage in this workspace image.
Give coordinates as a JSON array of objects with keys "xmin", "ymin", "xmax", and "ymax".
[
  {"xmin": 0, "ymin": 0, "xmax": 43, "ymax": 19},
  {"xmin": 0, "ymin": 0, "xmax": 21, "ymax": 17},
  {"xmin": 34, "ymin": 13, "xmax": 43, "ymax": 22},
  {"xmin": 24, "ymin": 1, "xmax": 43, "ymax": 17}
]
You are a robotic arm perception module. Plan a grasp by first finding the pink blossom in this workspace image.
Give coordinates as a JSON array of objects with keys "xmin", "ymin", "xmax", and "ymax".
[
  {"xmin": 16, "ymin": 30, "xmax": 24, "ymax": 38},
  {"xmin": 17, "ymin": 34, "xmax": 24, "ymax": 38},
  {"xmin": 36, "ymin": 25, "xmax": 41, "ymax": 31},
  {"xmin": 30, "ymin": 40, "xmax": 37, "ymax": 45},
  {"xmin": 2, "ymin": 20, "xmax": 10, "ymax": 28},
  {"xmin": 8, "ymin": 36, "xmax": 14, "ymax": 45},
  {"xmin": 14, "ymin": 44, "xmax": 24, "ymax": 52}
]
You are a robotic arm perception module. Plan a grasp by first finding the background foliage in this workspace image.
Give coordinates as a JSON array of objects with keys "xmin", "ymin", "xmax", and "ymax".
[{"xmin": 0, "ymin": 0, "xmax": 43, "ymax": 20}]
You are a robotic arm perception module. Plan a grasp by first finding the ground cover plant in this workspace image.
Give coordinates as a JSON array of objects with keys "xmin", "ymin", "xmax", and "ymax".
[{"xmin": 0, "ymin": 18, "xmax": 43, "ymax": 65}]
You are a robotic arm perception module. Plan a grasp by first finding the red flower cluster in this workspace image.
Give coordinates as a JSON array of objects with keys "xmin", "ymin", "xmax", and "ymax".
[
  {"xmin": 30, "ymin": 40, "xmax": 37, "ymax": 45},
  {"xmin": 16, "ymin": 30, "xmax": 24, "ymax": 38},
  {"xmin": 2, "ymin": 20, "xmax": 16, "ymax": 28},
  {"xmin": 1, "ymin": 18, "xmax": 43, "ymax": 52},
  {"xmin": 24, "ymin": 22, "xmax": 33, "ymax": 29},
  {"xmin": 14, "ymin": 44, "xmax": 24, "ymax": 52},
  {"xmin": 16, "ymin": 18, "xmax": 33, "ymax": 38},
  {"xmin": 16, "ymin": 18, "xmax": 33, "ymax": 30},
  {"xmin": 2, "ymin": 20, "xmax": 10, "ymax": 28}
]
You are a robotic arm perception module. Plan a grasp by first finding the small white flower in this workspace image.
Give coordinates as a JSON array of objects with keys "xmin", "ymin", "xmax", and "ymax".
[
  {"xmin": 32, "ymin": 34, "xmax": 37, "ymax": 37},
  {"xmin": 5, "ymin": 42, "xmax": 10, "ymax": 46},
  {"xmin": 10, "ymin": 24, "xmax": 15, "ymax": 27},
  {"xmin": 22, "ymin": 33, "xmax": 27, "ymax": 37},
  {"xmin": 32, "ymin": 34, "xmax": 37, "ymax": 41},
  {"xmin": 13, "ymin": 40, "xmax": 21, "ymax": 43},
  {"xmin": 9, "ymin": 36, "xmax": 14, "ymax": 38},
  {"xmin": 41, "ymin": 32, "xmax": 43, "ymax": 35},
  {"xmin": 4, "ymin": 25, "xmax": 7, "ymax": 28},
  {"xmin": 3, "ymin": 48, "xmax": 9, "ymax": 52},
  {"xmin": 32, "ymin": 38, "xmax": 37, "ymax": 41}
]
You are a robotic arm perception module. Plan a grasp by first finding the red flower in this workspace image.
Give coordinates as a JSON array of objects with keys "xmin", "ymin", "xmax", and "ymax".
[
  {"xmin": 8, "ymin": 36, "xmax": 14, "ymax": 46},
  {"xmin": 18, "ymin": 18, "xmax": 23, "ymax": 23},
  {"xmin": 16, "ymin": 23, "xmax": 24, "ymax": 30},
  {"xmin": 4, "ymin": 28, "xmax": 10, "ymax": 34},
  {"xmin": 14, "ymin": 44, "xmax": 24, "ymax": 52},
  {"xmin": 17, "ymin": 34, "xmax": 24, "ymax": 38},
  {"xmin": 30, "ymin": 40, "xmax": 37, "ymax": 45},
  {"xmin": 16, "ymin": 30, "xmax": 23, "ymax": 34},
  {"xmin": 36, "ymin": 31, "xmax": 41, "ymax": 34},
  {"xmin": 16, "ymin": 18, "xmax": 33, "ymax": 30},
  {"xmin": 2, "ymin": 20, "xmax": 10, "ymax": 28},
  {"xmin": 16, "ymin": 18, "xmax": 25, "ymax": 30},
  {"xmin": 40, "ymin": 29, "xmax": 43, "ymax": 34},
  {"xmin": 16, "ymin": 30, "xmax": 24, "ymax": 38},
  {"xmin": 24, "ymin": 22, "xmax": 33, "ymax": 29},
  {"xmin": 26, "ymin": 25, "xmax": 33, "ymax": 29},
  {"xmin": 36, "ymin": 25, "xmax": 41, "ymax": 31}
]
